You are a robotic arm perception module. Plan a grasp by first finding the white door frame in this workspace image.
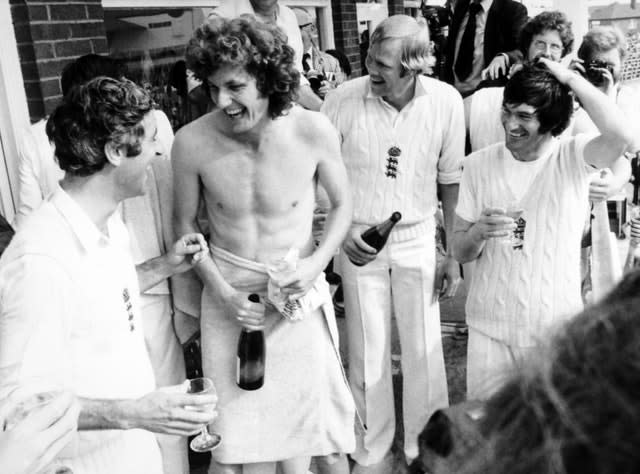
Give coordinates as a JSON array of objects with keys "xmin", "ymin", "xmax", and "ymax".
[{"xmin": 0, "ymin": 0, "xmax": 32, "ymax": 222}]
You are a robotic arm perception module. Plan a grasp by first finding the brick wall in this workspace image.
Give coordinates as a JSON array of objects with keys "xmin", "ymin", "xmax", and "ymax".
[
  {"xmin": 331, "ymin": 0, "xmax": 362, "ymax": 77},
  {"xmin": 10, "ymin": 0, "xmax": 108, "ymax": 122}
]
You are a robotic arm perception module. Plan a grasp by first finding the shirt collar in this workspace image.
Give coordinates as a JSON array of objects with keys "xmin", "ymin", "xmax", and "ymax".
[
  {"xmin": 51, "ymin": 187, "xmax": 122, "ymax": 253},
  {"xmin": 477, "ymin": 0, "xmax": 493, "ymax": 12}
]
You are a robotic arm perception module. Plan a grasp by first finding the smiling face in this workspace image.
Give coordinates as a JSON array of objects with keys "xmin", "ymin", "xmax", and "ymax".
[
  {"xmin": 501, "ymin": 103, "xmax": 552, "ymax": 158},
  {"xmin": 527, "ymin": 29, "xmax": 564, "ymax": 62},
  {"xmin": 207, "ymin": 65, "xmax": 270, "ymax": 135},
  {"xmin": 365, "ymin": 38, "xmax": 414, "ymax": 102}
]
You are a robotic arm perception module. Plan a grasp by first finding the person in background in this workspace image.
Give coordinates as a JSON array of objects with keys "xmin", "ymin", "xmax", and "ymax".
[
  {"xmin": 323, "ymin": 15, "xmax": 463, "ymax": 473},
  {"xmin": 14, "ymin": 53, "xmax": 193, "ymax": 474},
  {"xmin": 325, "ymin": 49, "xmax": 352, "ymax": 80},
  {"xmin": 211, "ymin": 0, "xmax": 324, "ymax": 111},
  {"xmin": 359, "ymin": 29, "xmax": 369, "ymax": 76},
  {"xmin": 443, "ymin": 0, "xmax": 527, "ymax": 97},
  {"xmin": 573, "ymin": 26, "xmax": 640, "ymax": 149},
  {"xmin": 167, "ymin": 59, "xmax": 212, "ymax": 128},
  {"xmin": 0, "ymin": 76, "xmax": 216, "ymax": 473},
  {"xmin": 174, "ymin": 16, "xmax": 355, "ymax": 474},
  {"xmin": 452, "ymin": 59, "xmax": 634, "ymax": 400},
  {"xmin": 294, "ymin": 7, "xmax": 346, "ymax": 99},
  {"xmin": 468, "ymin": 11, "xmax": 575, "ymax": 152}
]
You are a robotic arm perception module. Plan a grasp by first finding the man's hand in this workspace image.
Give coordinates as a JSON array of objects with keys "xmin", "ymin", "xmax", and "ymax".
[
  {"xmin": 276, "ymin": 256, "xmax": 324, "ymax": 301},
  {"xmin": 221, "ymin": 289, "xmax": 266, "ymax": 330},
  {"xmin": 589, "ymin": 168, "xmax": 616, "ymax": 202},
  {"xmin": 433, "ymin": 255, "xmax": 461, "ymax": 302},
  {"xmin": 538, "ymin": 57, "xmax": 578, "ymax": 85},
  {"xmin": 317, "ymin": 80, "xmax": 336, "ymax": 99},
  {"xmin": 481, "ymin": 54, "xmax": 509, "ymax": 81},
  {"xmin": 342, "ymin": 226, "xmax": 378, "ymax": 267},
  {"xmin": 127, "ymin": 384, "xmax": 218, "ymax": 436},
  {"xmin": 473, "ymin": 208, "xmax": 516, "ymax": 241},
  {"xmin": 166, "ymin": 233, "xmax": 209, "ymax": 273},
  {"xmin": 0, "ymin": 391, "xmax": 79, "ymax": 474}
]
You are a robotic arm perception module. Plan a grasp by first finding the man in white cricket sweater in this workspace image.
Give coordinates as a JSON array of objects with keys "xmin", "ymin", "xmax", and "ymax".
[
  {"xmin": 0, "ymin": 77, "xmax": 217, "ymax": 473},
  {"xmin": 452, "ymin": 59, "xmax": 635, "ymax": 400},
  {"xmin": 322, "ymin": 15, "xmax": 464, "ymax": 473}
]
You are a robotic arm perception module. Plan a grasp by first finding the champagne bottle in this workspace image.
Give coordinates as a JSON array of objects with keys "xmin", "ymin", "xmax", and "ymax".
[
  {"xmin": 350, "ymin": 212, "xmax": 402, "ymax": 266},
  {"xmin": 624, "ymin": 210, "xmax": 640, "ymax": 274},
  {"xmin": 236, "ymin": 293, "xmax": 265, "ymax": 390}
]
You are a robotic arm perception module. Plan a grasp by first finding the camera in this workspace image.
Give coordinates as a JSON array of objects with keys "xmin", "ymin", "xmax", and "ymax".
[
  {"xmin": 307, "ymin": 71, "xmax": 326, "ymax": 94},
  {"xmin": 585, "ymin": 59, "xmax": 615, "ymax": 86}
]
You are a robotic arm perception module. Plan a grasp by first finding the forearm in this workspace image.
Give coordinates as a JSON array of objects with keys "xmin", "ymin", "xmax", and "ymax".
[
  {"xmin": 609, "ymin": 155, "xmax": 632, "ymax": 192},
  {"xmin": 452, "ymin": 225, "xmax": 485, "ymax": 263},
  {"xmin": 297, "ymin": 84, "xmax": 323, "ymax": 112},
  {"xmin": 568, "ymin": 74, "xmax": 633, "ymax": 152},
  {"xmin": 313, "ymin": 198, "xmax": 352, "ymax": 271},
  {"xmin": 136, "ymin": 255, "xmax": 177, "ymax": 292},
  {"xmin": 439, "ymin": 183, "xmax": 460, "ymax": 256},
  {"xmin": 78, "ymin": 398, "xmax": 136, "ymax": 430}
]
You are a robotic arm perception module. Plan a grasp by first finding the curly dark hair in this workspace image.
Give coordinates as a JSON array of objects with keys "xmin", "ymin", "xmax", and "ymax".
[
  {"xmin": 519, "ymin": 11, "xmax": 574, "ymax": 59},
  {"xmin": 503, "ymin": 63, "xmax": 573, "ymax": 137},
  {"xmin": 186, "ymin": 15, "xmax": 299, "ymax": 119},
  {"xmin": 46, "ymin": 77, "xmax": 154, "ymax": 177}
]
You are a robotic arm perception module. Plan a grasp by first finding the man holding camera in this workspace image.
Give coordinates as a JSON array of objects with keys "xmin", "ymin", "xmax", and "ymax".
[{"xmin": 573, "ymin": 26, "xmax": 640, "ymax": 149}]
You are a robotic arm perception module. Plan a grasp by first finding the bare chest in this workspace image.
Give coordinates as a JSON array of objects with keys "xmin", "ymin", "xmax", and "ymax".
[{"xmin": 200, "ymin": 144, "xmax": 318, "ymax": 217}]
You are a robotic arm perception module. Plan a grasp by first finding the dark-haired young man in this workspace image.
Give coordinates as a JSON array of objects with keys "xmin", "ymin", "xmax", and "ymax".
[
  {"xmin": 173, "ymin": 16, "xmax": 355, "ymax": 474},
  {"xmin": 0, "ymin": 77, "xmax": 216, "ymax": 473},
  {"xmin": 468, "ymin": 10, "xmax": 575, "ymax": 152},
  {"xmin": 452, "ymin": 59, "xmax": 634, "ymax": 400}
]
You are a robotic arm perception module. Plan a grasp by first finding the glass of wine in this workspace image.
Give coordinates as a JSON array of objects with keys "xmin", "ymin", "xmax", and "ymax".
[{"xmin": 187, "ymin": 377, "xmax": 222, "ymax": 452}]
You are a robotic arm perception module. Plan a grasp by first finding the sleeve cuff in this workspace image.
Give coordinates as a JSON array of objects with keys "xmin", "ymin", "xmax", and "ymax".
[{"xmin": 437, "ymin": 170, "xmax": 463, "ymax": 185}]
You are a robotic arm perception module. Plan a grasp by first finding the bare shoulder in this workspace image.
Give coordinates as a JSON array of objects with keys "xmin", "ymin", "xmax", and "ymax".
[
  {"xmin": 287, "ymin": 106, "xmax": 338, "ymax": 144},
  {"xmin": 172, "ymin": 112, "xmax": 224, "ymax": 166}
]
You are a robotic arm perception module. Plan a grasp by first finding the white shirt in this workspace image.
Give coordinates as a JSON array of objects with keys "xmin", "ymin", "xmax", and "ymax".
[
  {"xmin": 322, "ymin": 75, "xmax": 465, "ymax": 226},
  {"xmin": 211, "ymin": 0, "xmax": 309, "ymax": 86},
  {"xmin": 454, "ymin": 0, "xmax": 493, "ymax": 96},
  {"xmin": 0, "ymin": 188, "xmax": 161, "ymax": 473}
]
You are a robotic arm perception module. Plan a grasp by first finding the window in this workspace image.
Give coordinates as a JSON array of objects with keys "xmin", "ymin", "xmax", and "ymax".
[{"xmin": 104, "ymin": 1, "xmax": 333, "ymax": 130}]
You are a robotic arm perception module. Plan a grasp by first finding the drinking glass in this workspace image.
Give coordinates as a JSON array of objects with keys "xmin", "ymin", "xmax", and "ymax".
[
  {"xmin": 187, "ymin": 377, "xmax": 222, "ymax": 452},
  {"xmin": 496, "ymin": 203, "xmax": 525, "ymax": 248}
]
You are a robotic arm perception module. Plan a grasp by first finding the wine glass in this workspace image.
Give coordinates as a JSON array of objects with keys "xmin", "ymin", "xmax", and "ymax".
[{"xmin": 187, "ymin": 377, "xmax": 222, "ymax": 452}]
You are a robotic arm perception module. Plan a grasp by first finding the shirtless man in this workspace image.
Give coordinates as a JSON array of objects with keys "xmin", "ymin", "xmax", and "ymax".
[{"xmin": 173, "ymin": 16, "xmax": 355, "ymax": 474}]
